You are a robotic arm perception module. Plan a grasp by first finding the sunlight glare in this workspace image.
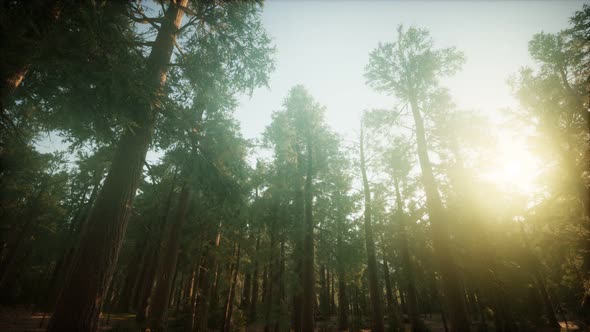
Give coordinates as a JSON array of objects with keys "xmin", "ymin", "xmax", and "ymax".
[{"xmin": 480, "ymin": 129, "xmax": 541, "ymax": 195}]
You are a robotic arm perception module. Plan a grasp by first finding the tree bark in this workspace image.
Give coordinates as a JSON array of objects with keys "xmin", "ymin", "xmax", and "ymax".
[
  {"xmin": 117, "ymin": 239, "xmax": 147, "ymax": 312},
  {"xmin": 249, "ymin": 235, "xmax": 260, "ymax": 321},
  {"xmin": 223, "ymin": 242, "xmax": 241, "ymax": 332},
  {"xmin": 136, "ymin": 171, "xmax": 179, "ymax": 324},
  {"xmin": 149, "ymin": 183, "xmax": 192, "ymax": 329},
  {"xmin": 195, "ymin": 224, "xmax": 222, "ymax": 332},
  {"xmin": 0, "ymin": 185, "xmax": 46, "ymax": 288},
  {"xmin": 47, "ymin": 2, "xmax": 188, "ymax": 331},
  {"xmin": 393, "ymin": 178, "xmax": 426, "ymax": 332},
  {"xmin": 264, "ymin": 219, "xmax": 277, "ymax": 332},
  {"xmin": 408, "ymin": 95, "xmax": 470, "ymax": 332},
  {"xmin": 383, "ymin": 256, "xmax": 402, "ymax": 331},
  {"xmin": 301, "ymin": 139, "xmax": 316, "ymax": 332},
  {"xmin": 292, "ymin": 145, "xmax": 305, "ymax": 332},
  {"xmin": 360, "ymin": 123, "xmax": 385, "ymax": 332},
  {"xmin": 334, "ymin": 190, "xmax": 349, "ymax": 331},
  {"xmin": 242, "ymin": 270, "xmax": 252, "ymax": 309}
]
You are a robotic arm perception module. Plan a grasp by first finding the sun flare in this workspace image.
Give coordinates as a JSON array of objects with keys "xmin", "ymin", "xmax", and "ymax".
[{"xmin": 480, "ymin": 130, "xmax": 541, "ymax": 195}]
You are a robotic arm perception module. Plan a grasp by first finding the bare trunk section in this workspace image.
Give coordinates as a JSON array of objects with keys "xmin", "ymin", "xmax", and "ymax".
[
  {"xmin": 334, "ymin": 190, "xmax": 349, "ymax": 331},
  {"xmin": 408, "ymin": 95, "xmax": 470, "ymax": 332},
  {"xmin": 393, "ymin": 178, "xmax": 427, "ymax": 332},
  {"xmin": 116, "ymin": 239, "xmax": 147, "ymax": 312},
  {"xmin": 223, "ymin": 242, "xmax": 241, "ymax": 332},
  {"xmin": 292, "ymin": 145, "xmax": 305, "ymax": 332},
  {"xmin": 301, "ymin": 140, "xmax": 316, "ymax": 332},
  {"xmin": 47, "ymin": 2, "xmax": 188, "ymax": 330},
  {"xmin": 383, "ymin": 255, "xmax": 402, "ymax": 331},
  {"xmin": 0, "ymin": 185, "xmax": 46, "ymax": 288},
  {"xmin": 195, "ymin": 224, "xmax": 222, "ymax": 331},
  {"xmin": 242, "ymin": 268, "xmax": 252, "ymax": 309},
  {"xmin": 519, "ymin": 224, "xmax": 560, "ymax": 328},
  {"xmin": 249, "ymin": 235, "xmax": 261, "ymax": 321},
  {"xmin": 149, "ymin": 183, "xmax": 193, "ymax": 329},
  {"xmin": 136, "ymin": 176, "xmax": 178, "ymax": 324},
  {"xmin": 360, "ymin": 124, "xmax": 385, "ymax": 332},
  {"xmin": 264, "ymin": 219, "xmax": 278, "ymax": 332}
]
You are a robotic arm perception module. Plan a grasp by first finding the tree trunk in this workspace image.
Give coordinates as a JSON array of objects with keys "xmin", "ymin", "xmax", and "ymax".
[
  {"xmin": 519, "ymin": 224, "xmax": 560, "ymax": 328},
  {"xmin": 186, "ymin": 259, "xmax": 201, "ymax": 332},
  {"xmin": 319, "ymin": 264, "xmax": 330, "ymax": 319},
  {"xmin": 0, "ymin": 185, "xmax": 46, "ymax": 288},
  {"xmin": 117, "ymin": 239, "xmax": 147, "ymax": 312},
  {"xmin": 195, "ymin": 224, "xmax": 222, "ymax": 332},
  {"xmin": 208, "ymin": 263, "xmax": 221, "ymax": 329},
  {"xmin": 173, "ymin": 270, "xmax": 184, "ymax": 315},
  {"xmin": 408, "ymin": 95, "xmax": 470, "ymax": 332},
  {"xmin": 301, "ymin": 139, "xmax": 316, "ymax": 332},
  {"xmin": 393, "ymin": 178, "xmax": 426, "ymax": 332},
  {"xmin": 249, "ymin": 235, "xmax": 260, "ymax": 322},
  {"xmin": 292, "ymin": 145, "xmax": 305, "ymax": 332},
  {"xmin": 383, "ymin": 256, "xmax": 402, "ymax": 331},
  {"xmin": 335, "ymin": 190, "xmax": 349, "ymax": 331},
  {"xmin": 264, "ymin": 220, "xmax": 277, "ymax": 332},
  {"xmin": 242, "ymin": 270, "xmax": 252, "ymax": 309},
  {"xmin": 223, "ymin": 242, "xmax": 241, "ymax": 332},
  {"xmin": 149, "ymin": 183, "xmax": 192, "ymax": 329},
  {"xmin": 276, "ymin": 239, "xmax": 286, "ymax": 331},
  {"xmin": 136, "ymin": 173, "xmax": 179, "ymax": 323},
  {"xmin": 47, "ymin": 2, "xmax": 188, "ymax": 331},
  {"xmin": 135, "ymin": 244, "xmax": 160, "ymax": 323},
  {"xmin": 360, "ymin": 123, "xmax": 385, "ymax": 332}
]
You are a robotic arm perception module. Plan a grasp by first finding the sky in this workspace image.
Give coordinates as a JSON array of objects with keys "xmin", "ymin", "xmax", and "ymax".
[
  {"xmin": 234, "ymin": 1, "xmax": 585, "ymax": 142},
  {"xmin": 36, "ymin": 0, "xmax": 585, "ymax": 190}
]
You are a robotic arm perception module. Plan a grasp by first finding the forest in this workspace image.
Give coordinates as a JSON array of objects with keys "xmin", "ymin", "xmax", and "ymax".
[{"xmin": 0, "ymin": 1, "xmax": 589, "ymax": 331}]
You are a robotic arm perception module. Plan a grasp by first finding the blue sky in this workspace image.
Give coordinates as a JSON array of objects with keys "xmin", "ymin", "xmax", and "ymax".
[{"xmin": 235, "ymin": 1, "xmax": 585, "ymax": 142}]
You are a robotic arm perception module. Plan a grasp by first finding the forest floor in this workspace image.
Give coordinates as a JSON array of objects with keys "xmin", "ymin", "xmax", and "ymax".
[{"xmin": 0, "ymin": 306, "xmax": 579, "ymax": 332}]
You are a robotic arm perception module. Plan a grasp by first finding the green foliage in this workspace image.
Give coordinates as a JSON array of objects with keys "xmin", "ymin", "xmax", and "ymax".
[{"xmin": 365, "ymin": 25, "xmax": 465, "ymax": 100}]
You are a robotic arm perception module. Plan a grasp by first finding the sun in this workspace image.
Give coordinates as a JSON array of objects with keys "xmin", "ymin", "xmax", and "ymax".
[{"xmin": 479, "ymin": 129, "xmax": 541, "ymax": 195}]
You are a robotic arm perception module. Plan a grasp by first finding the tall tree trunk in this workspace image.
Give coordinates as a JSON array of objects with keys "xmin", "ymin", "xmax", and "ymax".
[
  {"xmin": 319, "ymin": 264, "xmax": 330, "ymax": 318},
  {"xmin": 149, "ymin": 183, "xmax": 192, "ymax": 329},
  {"xmin": 186, "ymin": 259, "xmax": 201, "ymax": 332},
  {"xmin": 408, "ymin": 95, "xmax": 470, "ymax": 332},
  {"xmin": 47, "ymin": 2, "xmax": 188, "ymax": 331},
  {"xmin": 359, "ymin": 123, "xmax": 385, "ymax": 332},
  {"xmin": 208, "ymin": 263, "xmax": 221, "ymax": 329},
  {"xmin": 249, "ymin": 235, "xmax": 260, "ymax": 322},
  {"xmin": 383, "ymin": 255, "xmax": 402, "ymax": 331},
  {"xmin": 186, "ymin": 262, "xmax": 197, "ymax": 309},
  {"xmin": 301, "ymin": 140, "xmax": 316, "ymax": 332},
  {"xmin": 136, "ymin": 173, "xmax": 179, "ymax": 323},
  {"xmin": 0, "ymin": 185, "xmax": 46, "ymax": 287},
  {"xmin": 264, "ymin": 220, "xmax": 277, "ymax": 332},
  {"xmin": 173, "ymin": 269, "xmax": 184, "ymax": 315},
  {"xmin": 335, "ymin": 190, "xmax": 349, "ymax": 331},
  {"xmin": 394, "ymin": 178, "xmax": 426, "ymax": 332},
  {"xmin": 117, "ymin": 239, "xmax": 147, "ymax": 312},
  {"xmin": 276, "ymin": 239, "xmax": 286, "ymax": 331},
  {"xmin": 242, "ymin": 270, "xmax": 252, "ymax": 309},
  {"xmin": 195, "ymin": 224, "xmax": 222, "ymax": 332},
  {"xmin": 47, "ymin": 173, "xmax": 102, "ymax": 312},
  {"xmin": 292, "ymin": 145, "xmax": 305, "ymax": 332},
  {"xmin": 519, "ymin": 224, "xmax": 560, "ymax": 328},
  {"xmin": 136, "ymin": 244, "xmax": 160, "ymax": 323},
  {"xmin": 330, "ymin": 267, "xmax": 335, "ymax": 315},
  {"xmin": 223, "ymin": 242, "xmax": 241, "ymax": 332}
]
